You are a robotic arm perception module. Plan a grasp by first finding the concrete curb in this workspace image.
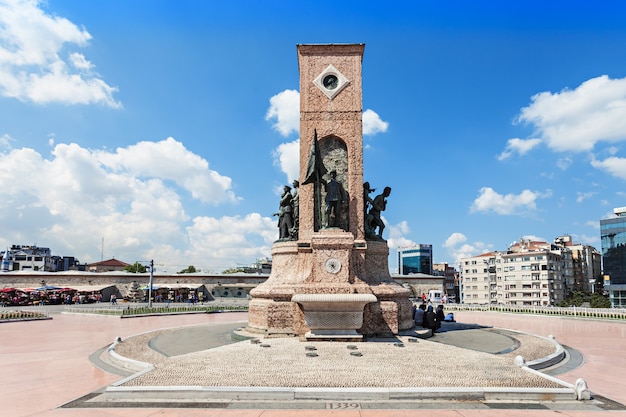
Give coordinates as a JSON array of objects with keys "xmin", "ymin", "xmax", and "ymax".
[
  {"xmin": 106, "ymin": 337, "xmax": 154, "ymax": 376},
  {"xmin": 526, "ymin": 334, "xmax": 566, "ymax": 370},
  {"xmin": 101, "ymin": 385, "xmax": 579, "ymax": 403}
]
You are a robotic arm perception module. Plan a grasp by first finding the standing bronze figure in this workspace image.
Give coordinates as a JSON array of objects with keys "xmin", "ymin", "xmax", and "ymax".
[
  {"xmin": 274, "ymin": 185, "xmax": 294, "ymax": 240},
  {"xmin": 323, "ymin": 170, "xmax": 346, "ymax": 229}
]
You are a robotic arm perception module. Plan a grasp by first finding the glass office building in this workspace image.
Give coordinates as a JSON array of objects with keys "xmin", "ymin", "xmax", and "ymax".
[
  {"xmin": 397, "ymin": 244, "xmax": 433, "ymax": 275},
  {"xmin": 600, "ymin": 207, "xmax": 626, "ymax": 307}
]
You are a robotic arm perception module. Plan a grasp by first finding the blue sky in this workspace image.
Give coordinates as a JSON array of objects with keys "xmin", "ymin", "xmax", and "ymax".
[{"xmin": 2, "ymin": 0, "xmax": 626, "ymax": 273}]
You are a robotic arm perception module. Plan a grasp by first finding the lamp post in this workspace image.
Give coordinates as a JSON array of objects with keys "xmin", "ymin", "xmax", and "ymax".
[{"xmin": 148, "ymin": 259, "xmax": 154, "ymax": 308}]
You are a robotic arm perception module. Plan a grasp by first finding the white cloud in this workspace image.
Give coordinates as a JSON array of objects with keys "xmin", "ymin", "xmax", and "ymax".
[
  {"xmin": 362, "ymin": 109, "xmax": 389, "ymax": 136},
  {"xmin": 497, "ymin": 138, "xmax": 541, "ymax": 160},
  {"xmin": 185, "ymin": 213, "xmax": 275, "ymax": 272},
  {"xmin": 516, "ymin": 234, "xmax": 545, "ymax": 244},
  {"xmin": 0, "ymin": 0, "xmax": 120, "ymax": 107},
  {"xmin": 94, "ymin": 137, "xmax": 238, "ymax": 205},
  {"xmin": 265, "ymin": 89, "xmax": 300, "ymax": 137},
  {"xmin": 517, "ymin": 75, "xmax": 626, "ymax": 152},
  {"xmin": 442, "ymin": 232, "xmax": 492, "ymax": 266},
  {"xmin": 470, "ymin": 187, "xmax": 551, "ymax": 215},
  {"xmin": 386, "ymin": 220, "xmax": 416, "ymax": 251},
  {"xmin": 272, "ymin": 139, "xmax": 300, "ymax": 183},
  {"xmin": 443, "ymin": 232, "xmax": 467, "ymax": 248},
  {"xmin": 556, "ymin": 157, "xmax": 572, "ymax": 170},
  {"xmin": 578, "ymin": 234, "xmax": 600, "ymax": 245},
  {"xmin": 69, "ymin": 52, "xmax": 93, "ymax": 70},
  {"xmin": 591, "ymin": 155, "xmax": 626, "ymax": 180},
  {"xmin": 576, "ymin": 191, "xmax": 596, "ymax": 203},
  {"xmin": 0, "ymin": 133, "xmax": 14, "ymax": 150},
  {"xmin": 0, "ymin": 138, "xmax": 272, "ymax": 270}
]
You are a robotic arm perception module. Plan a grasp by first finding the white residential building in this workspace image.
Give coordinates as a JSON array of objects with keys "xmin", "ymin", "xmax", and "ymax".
[{"xmin": 461, "ymin": 240, "xmax": 569, "ymax": 306}]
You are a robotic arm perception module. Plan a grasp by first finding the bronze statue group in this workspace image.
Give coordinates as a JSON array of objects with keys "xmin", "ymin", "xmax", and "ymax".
[{"xmin": 274, "ymin": 173, "xmax": 391, "ymax": 241}]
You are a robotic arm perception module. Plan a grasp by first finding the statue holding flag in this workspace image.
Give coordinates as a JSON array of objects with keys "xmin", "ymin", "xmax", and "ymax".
[{"xmin": 302, "ymin": 129, "xmax": 327, "ymax": 231}]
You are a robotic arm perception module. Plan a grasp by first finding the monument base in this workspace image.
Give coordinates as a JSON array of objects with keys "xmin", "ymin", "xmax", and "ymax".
[{"xmin": 248, "ymin": 236, "xmax": 413, "ymax": 338}]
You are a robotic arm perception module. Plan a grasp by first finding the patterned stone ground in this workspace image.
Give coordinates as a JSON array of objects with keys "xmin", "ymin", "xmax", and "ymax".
[{"xmin": 116, "ymin": 329, "xmax": 563, "ymax": 389}]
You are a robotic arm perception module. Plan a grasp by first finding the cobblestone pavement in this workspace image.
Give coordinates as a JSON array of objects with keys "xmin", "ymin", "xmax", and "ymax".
[{"xmin": 116, "ymin": 323, "xmax": 561, "ymax": 389}]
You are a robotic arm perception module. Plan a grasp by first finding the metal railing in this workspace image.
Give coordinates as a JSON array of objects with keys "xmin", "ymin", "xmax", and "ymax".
[{"xmin": 445, "ymin": 303, "xmax": 626, "ymax": 320}]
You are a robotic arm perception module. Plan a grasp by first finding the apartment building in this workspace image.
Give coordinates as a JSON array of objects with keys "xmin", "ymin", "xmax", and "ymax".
[
  {"xmin": 461, "ymin": 240, "xmax": 569, "ymax": 306},
  {"xmin": 433, "ymin": 262, "xmax": 458, "ymax": 302}
]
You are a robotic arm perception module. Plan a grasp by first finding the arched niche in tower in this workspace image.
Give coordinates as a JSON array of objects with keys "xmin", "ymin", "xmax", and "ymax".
[{"xmin": 318, "ymin": 135, "xmax": 349, "ymax": 232}]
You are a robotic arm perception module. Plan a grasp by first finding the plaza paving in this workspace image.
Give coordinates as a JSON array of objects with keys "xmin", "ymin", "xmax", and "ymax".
[{"xmin": 1, "ymin": 305, "xmax": 625, "ymax": 416}]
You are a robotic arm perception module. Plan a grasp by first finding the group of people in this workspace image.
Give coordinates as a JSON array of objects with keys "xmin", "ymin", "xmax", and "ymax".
[{"xmin": 413, "ymin": 302, "xmax": 454, "ymax": 335}]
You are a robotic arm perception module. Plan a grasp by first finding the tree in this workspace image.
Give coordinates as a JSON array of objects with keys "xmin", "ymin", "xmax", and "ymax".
[
  {"xmin": 590, "ymin": 292, "xmax": 611, "ymax": 308},
  {"xmin": 125, "ymin": 262, "xmax": 146, "ymax": 273},
  {"xmin": 557, "ymin": 290, "xmax": 611, "ymax": 308},
  {"xmin": 177, "ymin": 265, "xmax": 197, "ymax": 274}
]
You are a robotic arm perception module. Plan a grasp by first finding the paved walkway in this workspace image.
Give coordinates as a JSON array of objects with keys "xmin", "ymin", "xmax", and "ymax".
[{"xmin": 0, "ymin": 308, "xmax": 624, "ymax": 416}]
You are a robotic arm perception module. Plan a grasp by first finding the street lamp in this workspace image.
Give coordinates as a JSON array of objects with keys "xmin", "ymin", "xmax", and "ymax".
[
  {"xmin": 136, "ymin": 260, "xmax": 155, "ymax": 307},
  {"xmin": 147, "ymin": 260, "xmax": 154, "ymax": 308}
]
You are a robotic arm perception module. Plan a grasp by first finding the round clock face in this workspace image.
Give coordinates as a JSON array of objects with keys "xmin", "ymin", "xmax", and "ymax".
[
  {"xmin": 323, "ymin": 74, "xmax": 339, "ymax": 90},
  {"xmin": 325, "ymin": 258, "xmax": 342, "ymax": 274}
]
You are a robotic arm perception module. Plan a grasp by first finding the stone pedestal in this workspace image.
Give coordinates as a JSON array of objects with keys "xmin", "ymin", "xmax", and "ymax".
[
  {"xmin": 292, "ymin": 293, "xmax": 376, "ymax": 340},
  {"xmin": 247, "ymin": 231, "xmax": 412, "ymax": 338}
]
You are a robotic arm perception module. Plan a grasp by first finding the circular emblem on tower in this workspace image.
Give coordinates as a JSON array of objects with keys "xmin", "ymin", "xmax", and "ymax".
[
  {"xmin": 324, "ymin": 258, "xmax": 342, "ymax": 274},
  {"xmin": 313, "ymin": 64, "xmax": 350, "ymax": 100}
]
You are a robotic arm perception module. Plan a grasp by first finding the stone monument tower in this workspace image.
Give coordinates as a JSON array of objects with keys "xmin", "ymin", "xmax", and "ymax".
[{"xmin": 248, "ymin": 44, "xmax": 413, "ymax": 339}]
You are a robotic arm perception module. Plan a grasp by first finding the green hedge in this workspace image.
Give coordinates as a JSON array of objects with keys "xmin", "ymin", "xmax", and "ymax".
[
  {"xmin": 120, "ymin": 304, "xmax": 248, "ymax": 317},
  {"xmin": 0, "ymin": 310, "xmax": 49, "ymax": 321},
  {"xmin": 64, "ymin": 304, "xmax": 248, "ymax": 317}
]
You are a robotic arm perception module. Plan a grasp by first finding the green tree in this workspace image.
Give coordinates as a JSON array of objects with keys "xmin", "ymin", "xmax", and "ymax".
[
  {"xmin": 590, "ymin": 292, "xmax": 611, "ymax": 308},
  {"xmin": 125, "ymin": 262, "xmax": 147, "ymax": 273},
  {"xmin": 558, "ymin": 290, "xmax": 611, "ymax": 308},
  {"xmin": 177, "ymin": 265, "xmax": 198, "ymax": 274}
]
